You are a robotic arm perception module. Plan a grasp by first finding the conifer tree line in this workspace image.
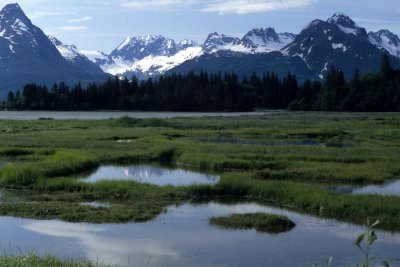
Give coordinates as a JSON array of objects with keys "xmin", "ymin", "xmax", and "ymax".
[{"xmin": 2, "ymin": 54, "xmax": 400, "ymax": 112}]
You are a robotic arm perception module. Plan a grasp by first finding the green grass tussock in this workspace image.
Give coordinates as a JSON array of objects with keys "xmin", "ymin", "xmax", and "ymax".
[{"xmin": 190, "ymin": 173, "xmax": 400, "ymax": 230}]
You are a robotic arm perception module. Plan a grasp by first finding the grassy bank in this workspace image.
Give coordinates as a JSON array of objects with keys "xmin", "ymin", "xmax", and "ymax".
[
  {"xmin": 0, "ymin": 112, "xmax": 399, "ymax": 230},
  {"xmin": 0, "ymin": 254, "xmax": 107, "ymax": 267}
]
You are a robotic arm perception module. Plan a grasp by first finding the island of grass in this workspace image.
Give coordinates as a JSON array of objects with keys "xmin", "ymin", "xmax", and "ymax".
[{"xmin": 209, "ymin": 213, "xmax": 295, "ymax": 234}]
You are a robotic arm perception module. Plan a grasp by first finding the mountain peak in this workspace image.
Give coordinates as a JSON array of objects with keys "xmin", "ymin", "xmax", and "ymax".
[
  {"xmin": 111, "ymin": 34, "xmax": 178, "ymax": 61},
  {"xmin": 329, "ymin": 13, "xmax": 351, "ymax": 21},
  {"xmin": 204, "ymin": 33, "xmax": 240, "ymax": 46},
  {"xmin": 368, "ymin": 29, "xmax": 400, "ymax": 58},
  {"xmin": 48, "ymin": 35, "xmax": 63, "ymax": 46},
  {"xmin": 0, "ymin": 2, "xmax": 33, "ymax": 35},
  {"xmin": 327, "ymin": 13, "xmax": 356, "ymax": 28},
  {"xmin": 178, "ymin": 39, "xmax": 198, "ymax": 50},
  {"xmin": 1, "ymin": 3, "xmax": 27, "ymax": 20},
  {"xmin": 244, "ymin": 27, "xmax": 279, "ymax": 42},
  {"xmin": 2, "ymin": 3, "xmax": 22, "ymax": 12},
  {"xmin": 327, "ymin": 13, "xmax": 366, "ymax": 37}
]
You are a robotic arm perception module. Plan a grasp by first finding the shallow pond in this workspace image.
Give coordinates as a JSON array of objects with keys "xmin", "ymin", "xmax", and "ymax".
[
  {"xmin": 0, "ymin": 111, "xmax": 272, "ymax": 120},
  {"xmin": 192, "ymin": 137, "xmax": 353, "ymax": 148},
  {"xmin": 81, "ymin": 165, "xmax": 219, "ymax": 186},
  {"xmin": 80, "ymin": 202, "xmax": 111, "ymax": 208},
  {"xmin": 0, "ymin": 202, "xmax": 399, "ymax": 267},
  {"xmin": 332, "ymin": 179, "xmax": 400, "ymax": 196}
]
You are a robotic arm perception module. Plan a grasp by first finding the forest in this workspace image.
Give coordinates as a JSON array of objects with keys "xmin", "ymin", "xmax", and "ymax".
[{"xmin": 2, "ymin": 55, "xmax": 400, "ymax": 112}]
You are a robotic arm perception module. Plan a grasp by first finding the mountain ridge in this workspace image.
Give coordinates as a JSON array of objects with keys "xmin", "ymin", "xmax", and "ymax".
[
  {"xmin": 0, "ymin": 3, "xmax": 108, "ymax": 96},
  {"xmin": 73, "ymin": 13, "xmax": 399, "ymax": 81},
  {"xmin": 1, "ymin": 3, "xmax": 400, "ymax": 97}
]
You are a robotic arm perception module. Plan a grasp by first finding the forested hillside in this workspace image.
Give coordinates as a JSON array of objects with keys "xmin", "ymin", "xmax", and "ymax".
[{"xmin": 2, "ymin": 55, "xmax": 399, "ymax": 112}]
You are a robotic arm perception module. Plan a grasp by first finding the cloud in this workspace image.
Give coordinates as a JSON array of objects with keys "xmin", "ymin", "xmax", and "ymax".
[
  {"xmin": 61, "ymin": 26, "xmax": 88, "ymax": 31},
  {"xmin": 29, "ymin": 11, "xmax": 62, "ymax": 19},
  {"xmin": 119, "ymin": 0, "xmax": 314, "ymax": 14},
  {"xmin": 203, "ymin": 0, "xmax": 315, "ymax": 15},
  {"xmin": 68, "ymin": 16, "xmax": 93, "ymax": 23},
  {"xmin": 121, "ymin": 0, "xmax": 196, "ymax": 8}
]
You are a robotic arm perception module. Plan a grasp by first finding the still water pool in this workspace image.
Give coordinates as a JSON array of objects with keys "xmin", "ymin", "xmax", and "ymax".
[
  {"xmin": 81, "ymin": 165, "xmax": 219, "ymax": 186},
  {"xmin": 0, "ymin": 111, "xmax": 271, "ymax": 120},
  {"xmin": 332, "ymin": 179, "xmax": 400, "ymax": 196},
  {"xmin": 0, "ymin": 202, "xmax": 399, "ymax": 267},
  {"xmin": 192, "ymin": 137, "xmax": 353, "ymax": 148}
]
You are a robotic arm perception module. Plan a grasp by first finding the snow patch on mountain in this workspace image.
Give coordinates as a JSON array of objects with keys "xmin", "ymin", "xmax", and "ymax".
[
  {"xmin": 111, "ymin": 35, "xmax": 178, "ymax": 61},
  {"xmin": 48, "ymin": 36, "xmax": 81, "ymax": 61},
  {"xmin": 332, "ymin": 43, "xmax": 348, "ymax": 52},
  {"xmin": 203, "ymin": 33, "xmax": 241, "ymax": 53},
  {"xmin": 178, "ymin": 39, "xmax": 197, "ymax": 50},
  {"xmin": 128, "ymin": 46, "xmax": 203, "ymax": 76},
  {"xmin": 80, "ymin": 50, "xmax": 109, "ymax": 62},
  {"xmin": 369, "ymin": 30, "xmax": 400, "ymax": 58},
  {"xmin": 241, "ymin": 28, "xmax": 295, "ymax": 53},
  {"xmin": 116, "ymin": 37, "xmax": 132, "ymax": 51},
  {"xmin": 327, "ymin": 13, "xmax": 364, "ymax": 36},
  {"xmin": 203, "ymin": 29, "xmax": 296, "ymax": 55},
  {"xmin": 12, "ymin": 19, "xmax": 29, "ymax": 35}
]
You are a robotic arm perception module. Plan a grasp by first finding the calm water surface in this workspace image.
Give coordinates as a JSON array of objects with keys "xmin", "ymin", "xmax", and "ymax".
[
  {"xmin": 194, "ymin": 137, "xmax": 353, "ymax": 148},
  {"xmin": 0, "ymin": 202, "xmax": 399, "ymax": 267},
  {"xmin": 81, "ymin": 165, "xmax": 219, "ymax": 186},
  {"xmin": 0, "ymin": 111, "xmax": 271, "ymax": 120},
  {"xmin": 332, "ymin": 179, "xmax": 400, "ymax": 196}
]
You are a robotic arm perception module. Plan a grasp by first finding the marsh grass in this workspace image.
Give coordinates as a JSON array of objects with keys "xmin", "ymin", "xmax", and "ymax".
[
  {"xmin": 0, "ymin": 112, "xmax": 400, "ymax": 228},
  {"xmin": 209, "ymin": 213, "xmax": 295, "ymax": 234},
  {"xmin": 0, "ymin": 254, "xmax": 107, "ymax": 267},
  {"xmin": 0, "ymin": 150, "xmax": 98, "ymax": 186},
  {"xmin": 190, "ymin": 173, "xmax": 400, "ymax": 230}
]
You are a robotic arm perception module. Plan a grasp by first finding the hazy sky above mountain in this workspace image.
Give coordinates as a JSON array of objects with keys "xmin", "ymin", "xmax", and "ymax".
[{"xmin": 2, "ymin": 0, "xmax": 398, "ymax": 52}]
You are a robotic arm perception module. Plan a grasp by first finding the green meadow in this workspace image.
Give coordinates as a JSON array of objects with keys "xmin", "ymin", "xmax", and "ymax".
[{"xmin": 0, "ymin": 112, "xmax": 399, "ymax": 230}]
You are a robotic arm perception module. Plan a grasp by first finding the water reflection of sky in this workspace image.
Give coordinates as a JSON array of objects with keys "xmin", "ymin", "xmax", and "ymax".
[
  {"xmin": 0, "ymin": 111, "xmax": 270, "ymax": 120},
  {"xmin": 196, "ymin": 138, "xmax": 353, "ymax": 148},
  {"xmin": 1, "ymin": 202, "xmax": 399, "ymax": 267},
  {"xmin": 82, "ymin": 165, "xmax": 219, "ymax": 186},
  {"xmin": 332, "ymin": 179, "xmax": 400, "ymax": 196}
]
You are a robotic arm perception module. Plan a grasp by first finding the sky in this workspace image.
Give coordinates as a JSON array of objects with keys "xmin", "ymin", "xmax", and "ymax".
[{"xmin": 1, "ymin": 0, "xmax": 399, "ymax": 53}]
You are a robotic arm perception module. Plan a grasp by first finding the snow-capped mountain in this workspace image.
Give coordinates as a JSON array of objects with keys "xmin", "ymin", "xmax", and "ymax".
[
  {"xmin": 80, "ymin": 35, "xmax": 202, "ymax": 77},
  {"xmin": 110, "ymin": 35, "xmax": 178, "ymax": 62},
  {"xmin": 241, "ymin": 28, "xmax": 296, "ymax": 53},
  {"xmin": 177, "ymin": 39, "xmax": 198, "ymax": 50},
  {"xmin": 82, "ymin": 28, "xmax": 297, "ymax": 79},
  {"xmin": 282, "ymin": 13, "xmax": 393, "ymax": 79},
  {"xmin": 0, "ymin": 3, "xmax": 60, "ymax": 58},
  {"xmin": 123, "ymin": 46, "xmax": 203, "ymax": 79},
  {"xmin": 170, "ymin": 13, "xmax": 400, "ymax": 81},
  {"xmin": 1, "ymin": 3, "xmax": 399, "ymax": 97},
  {"xmin": 0, "ymin": 3, "xmax": 107, "ymax": 95},
  {"xmin": 202, "ymin": 29, "xmax": 296, "ymax": 54},
  {"xmin": 369, "ymin": 30, "xmax": 400, "ymax": 58},
  {"xmin": 203, "ymin": 33, "xmax": 242, "ymax": 53},
  {"xmin": 48, "ymin": 36, "xmax": 104, "ymax": 76},
  {"xmin": 327, "ymin": 13, "xmax": 368, "ymax": 37}
]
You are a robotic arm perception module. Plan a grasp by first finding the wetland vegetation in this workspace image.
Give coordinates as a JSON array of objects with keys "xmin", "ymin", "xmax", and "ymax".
[
  {"xmin": 0, "ymin": 112, "xmax": 399, "ymax": 230},
  {"xmin": 0, "ymin": 254, "xmax": 106, "ymax": 267}
]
